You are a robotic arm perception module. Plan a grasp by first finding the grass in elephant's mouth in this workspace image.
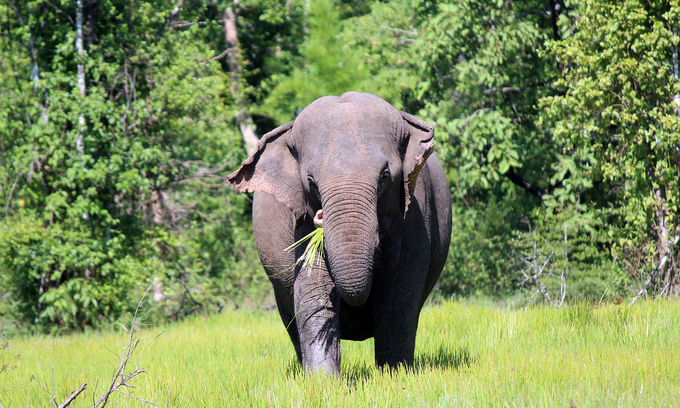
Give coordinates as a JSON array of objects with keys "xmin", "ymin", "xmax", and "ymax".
[{"xmin": 285, "ymin": 226, "xmax": 325, "ymax": 275}]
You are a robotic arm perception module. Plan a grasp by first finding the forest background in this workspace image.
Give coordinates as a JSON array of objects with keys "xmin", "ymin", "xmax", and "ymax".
[{"xmin": 0, "ymin": 0, "xmax": 679, "ymax": 332}]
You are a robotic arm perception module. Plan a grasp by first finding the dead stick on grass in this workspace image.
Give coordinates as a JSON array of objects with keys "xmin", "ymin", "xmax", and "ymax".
[
  {"xmin": 92, "ymin": 284, "xmax": 161, "ymax": 408},
  {"xmin": 50, "ymin": 331, "xmax": 73, "ymax": 407},
  {"xmin": 57, "ymin": 382, "xmax": 87, "ymax": 408}
]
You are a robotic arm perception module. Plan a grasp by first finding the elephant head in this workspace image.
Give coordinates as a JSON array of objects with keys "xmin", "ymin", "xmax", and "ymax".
[{"xmin": 228, "ymin": 92, "xmax": 434, "ymax": 306}]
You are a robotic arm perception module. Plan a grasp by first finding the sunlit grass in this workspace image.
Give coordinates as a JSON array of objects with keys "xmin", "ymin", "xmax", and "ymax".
[{"xmin": 1, "ymin": 299, "xmax": 680, "ymax": 406}]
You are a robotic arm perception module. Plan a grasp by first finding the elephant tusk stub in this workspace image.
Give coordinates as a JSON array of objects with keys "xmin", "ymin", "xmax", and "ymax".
[{"xmin": 313, "ymin": 209, "xmax": 323, "ymax": 228}]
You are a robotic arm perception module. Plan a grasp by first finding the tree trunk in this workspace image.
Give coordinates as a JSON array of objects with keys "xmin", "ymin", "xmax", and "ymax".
[
  {"xmin": 223, "ymin": 5, "xmax": 259, "ymax": 156},
  {"xmin": 30, "ymin": 34, "xmax": 38, "ymax": 89},
  {"xmin": 8, "ymin": 1, "xmax": 39, "ymax": 89},
  {"xmin": 76, "ymin": 0, "xmax": 85, "ymax": 153},
  {"xmin": 548, "ymin": 0, "xmax": 561, "ymax": 41},
  {"xmin": 655, "ymin": 185, "xmax": 673, "ymax": 292},
  {"xmin": 83, "ymin": 0, "xmax": 101, "ymax": 51}
]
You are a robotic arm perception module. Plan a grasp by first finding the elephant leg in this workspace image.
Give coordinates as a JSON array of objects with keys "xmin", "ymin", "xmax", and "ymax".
[
  {"xmin": 293, "ymin": 260, "xmax": 341, "ymax": 375},
  {"xmin": 371, "ymin": 287, "xmax": 422, "ymax": 369},
  {"xmin": 372, "ymin": 240, "xmax": 431, "ymax": 369},
  {"xmin": 252, "ymin": 192, "xmax": 300, "ymax": 359}
]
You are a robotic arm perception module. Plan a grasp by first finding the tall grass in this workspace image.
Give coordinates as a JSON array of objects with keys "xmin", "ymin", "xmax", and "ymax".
[{"xmin": 1, "ymin": 299, "xmax": 679, "ymax": 406}]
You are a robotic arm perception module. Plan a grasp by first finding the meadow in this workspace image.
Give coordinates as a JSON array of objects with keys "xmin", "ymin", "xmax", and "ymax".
[{"xmin": 1, "ymin": 298, "xmax": 679, "ymax": 407}]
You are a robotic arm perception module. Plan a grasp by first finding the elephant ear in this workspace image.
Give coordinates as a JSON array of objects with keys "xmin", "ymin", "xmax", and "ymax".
[
  {"xmin": 226, "ymin": 121, "xmax": 306, "ymax": 222},
  {"xmin": 400, "ymin": 111, "xmax": 435, "ymax": 216}
]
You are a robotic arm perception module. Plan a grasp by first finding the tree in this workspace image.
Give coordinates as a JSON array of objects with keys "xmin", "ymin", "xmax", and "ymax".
[
  {"xmin": 0, "ymin": 0, "xmax": 263, "ymax": 330},
  {"xmin": 543, "ymin": 0, "xmax": 680, "ymax": 295},
  {"xmin": 410, "ymin": 0, "xmax": 561, "ymax": 295},
  {"xmin": 260, "ymin": 0, "xmax": 370, "ymax": 122}
]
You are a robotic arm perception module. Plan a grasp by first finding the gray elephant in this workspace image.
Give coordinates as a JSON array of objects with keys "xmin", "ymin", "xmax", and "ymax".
[{"xmin": 227, "ymin": 92, "xmax": 452, "ymax": 375}]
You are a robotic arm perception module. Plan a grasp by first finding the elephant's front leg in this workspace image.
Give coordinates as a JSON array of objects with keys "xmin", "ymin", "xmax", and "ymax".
[
  {"xmin": 372, "ymin": 234, "xmax": 431, "ymax": 369},
  {"xmin": 293, "ymin": 260, "xmax": 341, "ymax": 375},
  {"xmin": 372, "ymin": 279, "xmax": 421, "ymax": 369}
]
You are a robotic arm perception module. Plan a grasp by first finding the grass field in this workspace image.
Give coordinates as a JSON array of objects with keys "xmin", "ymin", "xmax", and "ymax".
[{"xmin": 1, "ymin": 298, "xmax": 679, "ymax": 407}]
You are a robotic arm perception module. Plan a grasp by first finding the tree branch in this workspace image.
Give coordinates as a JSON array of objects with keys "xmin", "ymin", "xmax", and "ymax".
[
  {"xmin": 549, "ymin": 0, "xmax": 561, "ymax": 41},
  {"xmin": 505, "ymin": 168, "xmax": 547, "ymax": 198},
  {"xmin": 3, "ymin": 171, "xmax": 23, "ymax": 217},
  {"xmin": 155, "ymin": 0, "xmax": 184, "ymax": 42},
  {"xmin": 223, "ymin": 5, "xmax": 259, "ymax": 156},
  {"xmin": 208, "ymin": 47, "xmax": 237, "ymax": 63},
  {"xmin": 8, "ymin": 0, "xmax": 25, "ymax": 26},
  {"xmin": 45, "ymin": 1, "xmax": 76, "ymax": 27},
  {"xmin": 93, "ymin": 285, "xmax": 161, "ymax": 407},
  {"xmin": 483, "ymin": 87, "xmax": 521, "ymax": 94}
]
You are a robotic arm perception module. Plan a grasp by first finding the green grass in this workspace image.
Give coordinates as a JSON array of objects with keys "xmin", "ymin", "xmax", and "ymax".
[{"xmin": 1, "ymin": 299, "xmax": 680, "ymax": 407}]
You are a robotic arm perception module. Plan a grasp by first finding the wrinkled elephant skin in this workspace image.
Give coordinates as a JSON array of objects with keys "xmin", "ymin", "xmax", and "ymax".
[{"xmin": 227, "ymin": 92, "xmax": 452, "ymax": 375}]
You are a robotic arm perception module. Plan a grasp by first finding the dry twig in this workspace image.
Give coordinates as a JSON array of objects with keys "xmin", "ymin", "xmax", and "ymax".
[
  {"xmin": 92, "ymin": 285, "xmax": 161, "ymax": 407},
  {"xmin": 515, "ymin": 219, "xmax": 567, "ymax": 308},
  {"xmin": 57, "ymin": 382, "xmax": 87, "ymax": 408}
]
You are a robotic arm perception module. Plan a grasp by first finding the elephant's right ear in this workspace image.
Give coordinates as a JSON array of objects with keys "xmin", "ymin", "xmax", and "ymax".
[
  {"xmin": 226, "ymin": 122, "xmax": 306, "ymax": 221},
  {"xmin": 400, "ymin": 112, "xmax": 434, "ymax": 216}
]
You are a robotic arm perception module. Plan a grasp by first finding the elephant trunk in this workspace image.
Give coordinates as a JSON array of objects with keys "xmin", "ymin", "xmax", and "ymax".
[{"xmin": 320, "ymin": 181, "xmax": 378, "ymax": 307}]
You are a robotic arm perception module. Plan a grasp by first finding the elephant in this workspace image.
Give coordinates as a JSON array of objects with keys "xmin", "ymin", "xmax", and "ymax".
[{"xmin": 227, "ymin": 92, "xmax": 452, "ymax": 375}]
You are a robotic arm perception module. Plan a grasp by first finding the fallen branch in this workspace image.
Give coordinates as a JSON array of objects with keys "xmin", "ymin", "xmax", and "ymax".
[
  {"xmin": 92, "ymin": 284, "xmax": 162, "ymax": 407},
  {"xmin": 57, "ymin": 382, "xmax": 87, "ymax": 408}
]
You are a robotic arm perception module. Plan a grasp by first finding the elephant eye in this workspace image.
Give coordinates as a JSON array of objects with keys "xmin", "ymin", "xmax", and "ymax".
[
  {"xmin": 307, "ymin": 176, "xmax": 320, "ymax": 199},
  {"xmin": 381, "ymin": 167, "xmax": 391, "ymax": 181},
  {"xmin": 378, "ymin": 166, "xmax": 391, "ymax": 196}
]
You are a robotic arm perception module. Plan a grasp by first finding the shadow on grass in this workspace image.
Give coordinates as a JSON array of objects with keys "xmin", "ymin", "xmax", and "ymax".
[
  {"xmin": 285, "ymin": 345, "xmax": 477, "ymax": 383},
  {"xmin": 285, "ymin": 359, "xmax": 303, "ymax": 378},
  {"xmin": 415, "ymin": 345, "xmax": 477, "ymax": 371}
]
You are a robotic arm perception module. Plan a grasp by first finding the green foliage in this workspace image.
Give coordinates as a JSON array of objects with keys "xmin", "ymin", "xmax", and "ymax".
[
  {"xmin": 338, "ymin": 0, "xmax": 429, "ymax": 110},
  {"xmin": 438, "ymin": 199, "xmax": 515, "ymax": 296},
  {"xmin": 542, "ymin": 0, "xmax": 680, "ymax": 285},
  {"xmin": 1, "ymin": 0, "xmax": 679, "ymax": 330},
  {"xmin": 418, "ymin": 0, "xmax": 554, "ymax": 193},
  {"xmin": 260, "ymin": 0, "xmax": 369, "ymax": 122},
  {"xmin": 412, "ymin": 0, "xmax": 564, "ymax": 296},
  {"xmin": 0, "ymin": 0, "xmax": 266, "ymax": 331}
]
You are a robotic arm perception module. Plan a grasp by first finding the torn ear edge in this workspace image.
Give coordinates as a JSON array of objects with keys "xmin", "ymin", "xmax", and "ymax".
[
  {"xmin": 400, "ymin": 111, "xmax": 435, "ymax": 216},
  {"xmin": 226, "ymin": 121, "xmax": 307, "ymax": 221}
]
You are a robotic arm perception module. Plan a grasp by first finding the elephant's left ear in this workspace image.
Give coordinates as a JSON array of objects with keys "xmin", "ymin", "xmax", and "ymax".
[
  {"xmin": 226, "ymin": 121, "xmax": 306, "ymax": 222},
  {"xmin": 400, "ymin": 111, "xmax": 434, "ymax": 216}
]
